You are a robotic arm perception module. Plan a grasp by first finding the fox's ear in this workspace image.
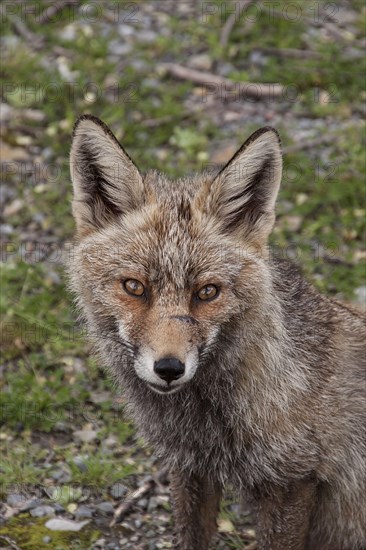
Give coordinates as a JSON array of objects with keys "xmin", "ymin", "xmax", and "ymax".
[
  {"xmin": 209, "ymin": 127, "xmax": 282, "ymax": 245},
  {"xmin": 70, "ymin": 115, "xmax": 144, "ymax": 236}
]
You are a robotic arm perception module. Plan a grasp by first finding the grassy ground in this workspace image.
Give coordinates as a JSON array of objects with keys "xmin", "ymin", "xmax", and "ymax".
[{"xmin": 0, "ymin": 1, "xmax": 365, "ymax": 548}]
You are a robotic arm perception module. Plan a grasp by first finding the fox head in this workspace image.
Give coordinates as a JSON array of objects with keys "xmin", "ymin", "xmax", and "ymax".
[{"xmin": 69, "ymin": 115, "xmax": 282, "ymax": 395}]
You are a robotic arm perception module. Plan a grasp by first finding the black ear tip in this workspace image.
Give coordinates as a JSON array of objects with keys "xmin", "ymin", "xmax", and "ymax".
[
  {"xmin": 263, "ymin": 126, "xmax": 280, "ymax": 139},
  {"xmin": 250, "ymin": 126, "xmax": 281, "ymax": 146},
  {"xmin": 72, "ymin": 114, "xmax": 106, "ymax": 137}
]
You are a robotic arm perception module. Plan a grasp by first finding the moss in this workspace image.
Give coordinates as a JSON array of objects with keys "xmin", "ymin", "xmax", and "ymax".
[{"xmin": 0, "ymin": 515, "xmax": 100, "ymax": 550}]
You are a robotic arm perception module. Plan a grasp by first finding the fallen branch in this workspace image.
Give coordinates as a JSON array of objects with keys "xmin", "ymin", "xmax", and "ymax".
[
  {"xmin": 6, "ymin": 15, "xmax": 44, "ymax": 50},
  {"xmin": 38, "ymin": 0, "xmax": 77, "ymax": 24},
  {"xmin": 110, "ymin": 467, "xmax": 169, "ymax": 527},
  {"xmin": 109, "ymin": 478, "xmax": 155, "ymax": 527},
  {"xmin": 160, "ymin": 63, "xmax": 284, "ymax": 100},
  {"xmin": 220, "ymin": 0, "xmax": 254, "ymax": 48},
  {"xmin": 323, "ymin": 21, "xmax": 349, "ymax": 42},
  {"xmin": 255, "ymin": 47, "xmax": 321, "ymax": 60},
  {"xmin": 142, "ymin": 115, "xmax": 175, "ymax": 128},
  {"xmin": 0, "ymin": 535, "xmax": 22, "ymax": 550}
]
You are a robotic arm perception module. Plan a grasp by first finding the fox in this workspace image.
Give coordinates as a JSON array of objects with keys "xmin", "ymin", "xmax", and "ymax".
[{"xmin": 68, "ymin": 114, "xmax": 366, "ymax": 550}]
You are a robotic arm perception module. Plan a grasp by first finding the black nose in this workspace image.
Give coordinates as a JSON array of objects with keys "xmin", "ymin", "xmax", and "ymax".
[{"xmin": 153, "ymin": 357, "xmax": 185, "ymax": 384}]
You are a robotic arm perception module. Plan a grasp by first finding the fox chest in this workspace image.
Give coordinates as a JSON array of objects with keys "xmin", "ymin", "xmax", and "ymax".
[
  {"xmin": 133, "ymin": 394, "xmax": 315, "ymax": 489},
  {"xmin": 134, "ymin": 397, "xmax": 257, "ymax": 485}
]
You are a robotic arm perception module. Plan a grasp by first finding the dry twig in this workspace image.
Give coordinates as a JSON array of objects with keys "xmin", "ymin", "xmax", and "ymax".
[
  {"xmin": 161, "ymin": 63, "xmax": 284, "ymax": 100},
  {"xmin": 220, "ymin": 0, "xmax": 254, "ymax": 48},
  {"xmin": 255, "ymin": 47, "xmax": 321, "ymax": 60},
  {"xmin": 0, "ymin": 535, "xmax": 22, "ymax": 550},
  {"xmin": 38, "ymin": 0, "xmax": 77, "ymax": 25},
  {"xmin": 109, "ymin": 478, "xmax": 155, "ymax": 527},
  {"xmin": 110, "ymin": 467, "xmax": 169, "ymax": 527},
  {"xmin": 6, "ymin": 15, "xmax": 44, "ymax": 50}
]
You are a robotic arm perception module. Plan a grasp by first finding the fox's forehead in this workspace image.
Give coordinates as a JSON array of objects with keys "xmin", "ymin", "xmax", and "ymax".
[
  {"xmin": 85, "ymin": 190, "xmax": 241, "ymax": 288},
  {"xmin": 124, "ymin": 207, "xmax": 233, "ymax": 285}
]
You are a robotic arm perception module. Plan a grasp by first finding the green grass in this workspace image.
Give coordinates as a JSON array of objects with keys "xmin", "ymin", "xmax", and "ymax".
[
  {"xmin": 0, "ymin": 444, "xmax": 45, "ymax": 488},
  {"xmin": 67, "ymin": 449, "xmax": 136, "ymax": 488}
]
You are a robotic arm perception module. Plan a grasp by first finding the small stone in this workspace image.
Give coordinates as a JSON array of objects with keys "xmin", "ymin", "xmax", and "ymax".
[
  {"xmin": 318, "ymin": 89, "xmax": 331, "ymax": 105},
  {"xmin": 120, "ymin": 522, "xmax": 135, "ymax": 535},
  {"xmin": 187, "ymin": 54, "xmax": 212, "ymax": 71},
  {"xmin": 353, "ymin": 251, "xmax": 366, "ymax": 262},
  {"xmin": 217, "ymin": 62, "xmax": 235, "ymax": 77},
  {"xmin": 138, "ymin": 30, "xmax": 157, "ymax": 43},
  {"xmin": 54, "ymin": 421, "xmax": 68, "ymax": 432},
  {"xmin": 296, "ymin": 193, "xmax": 308, "ymax": 205},
  {"xmin": 108, "ymin": 40, "xmax": 132, "ymax": 56},
  {"xmin": 50, "ymin": 469, "xmax": 67, "ymax": 481},
  {"xmin": 137, "ymin": 498, "xmax": 148, "ymax": 508},
  {"xmin": 355, "ymin": 286, "xmax": 366, "ymax": 308},
  {"xmin": 145, "ymin": 530, "xmax": 155, "ymax": 538},
  {"xmin": 67, "ymin": 503, "xmax": 77, "ymax": 513},
  {"xmin": 249, "ymin": 50, "xmax": 266, "ymax": 66},
  {"xmin": 130, "ymin": 59, "xmax": 147, "ymax": 72},
  {"xmin": 96, "ymin": 501, "xmax": 114, "ymax": 514},
  {"xmin": 0, "ymin": 102, "xmax": 13, "ymax": 122},
  {"xmin": 229, "ymin": 503, "xmax": 241, "ymax": 514},
  {"xmin": 118, "ymin": 24, "xmax": 134, "ymax": 37},
  {"xmin": 73, "ymin": 429, "xmax": 98, "ymax": 443},
  {"xmin": 138, "ymin": 475, "xmax": 152, "ymax": 487},
  {"xmin": 104, "ymin": 436, "xmax": 117, "ymax": 448},
  {"xmin": 93, "ymin": 538, "xmax": 106, "ymax": 548},
  {"xmin": 59, "ymin": 23, "xmax": 77, "ymax": 41},
  {"xmin": 74, "ymin": 505, "xmax": 93, "ymax": 519},
  {"xmin": 217, "ymin": 518, "xmax": 235, "ymax": 533},
  {"xmin": 45, "ymin": 518, "xmax": 89, "ymax": 531},
  {"xmin": 43, "ymin": 536, "xmax": 52, "ymax": 543},
  {"xmin": 20, "ymin": 498, "xmax": 42, "ymax": 512},
  {"xmin": 4, "ymin": 199, "xmax": 24, "ymax": 217},
  {"xmin": 30, "ymin": 505, "xmax": 55, "ymax": 517},
  {"xmin": 6, "ymin": 494, "xmax": 24, "ymax": 507},
  {"xmin": 73, "ymin": 457, "xmax": 88, "ymax": 472},
  {"xmin": 0, "ymin": 224, "xmax": 14, "ymax": 236},
  {"xmin": 110, "ymin": 483, "xmax": 128, "ymax": 499},
  {"xmin": 53, "ymin": 503, "xmax": 65, "ymax": 513},
  {"xmin": 147, "ymin": 497, "xmax": 158, "ymax": 512}
]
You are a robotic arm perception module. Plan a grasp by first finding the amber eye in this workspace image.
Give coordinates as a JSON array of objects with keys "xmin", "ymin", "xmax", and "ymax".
[
  {"xmin": 123, "ymin": 279, "xmax": 145, "ymax": 297},
  {"xmin": 196, "ymin": 284, "xmax": 219, "ymax": 302}
]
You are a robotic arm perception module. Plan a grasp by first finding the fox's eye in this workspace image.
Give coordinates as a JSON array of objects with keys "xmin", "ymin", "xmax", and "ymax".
[
  {"xmin": 197, "ymin": 284, "xmax": 219, "ymax": 301},
  {"xmin": 123, "ymin": 279, "xmax": 145, "ymax": 297}
]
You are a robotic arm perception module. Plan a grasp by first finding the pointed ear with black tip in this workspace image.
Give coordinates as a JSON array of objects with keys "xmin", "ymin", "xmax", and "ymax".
[
  {"xmin": 70, "ymin": 115, "xmax": 144, "ymax": 236},
  {"xmin": 208, "ymin": 127, "xmax": 282, "ymax": 247}
]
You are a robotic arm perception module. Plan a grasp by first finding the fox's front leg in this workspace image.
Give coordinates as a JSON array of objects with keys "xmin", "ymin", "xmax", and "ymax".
[
  {"xmin": 170, "ymin": 471, "xmax": 222, "ymax": 550},
  {"xmin": 255, "ymin": 478, "xmax": 317, "ymax": 550}
]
